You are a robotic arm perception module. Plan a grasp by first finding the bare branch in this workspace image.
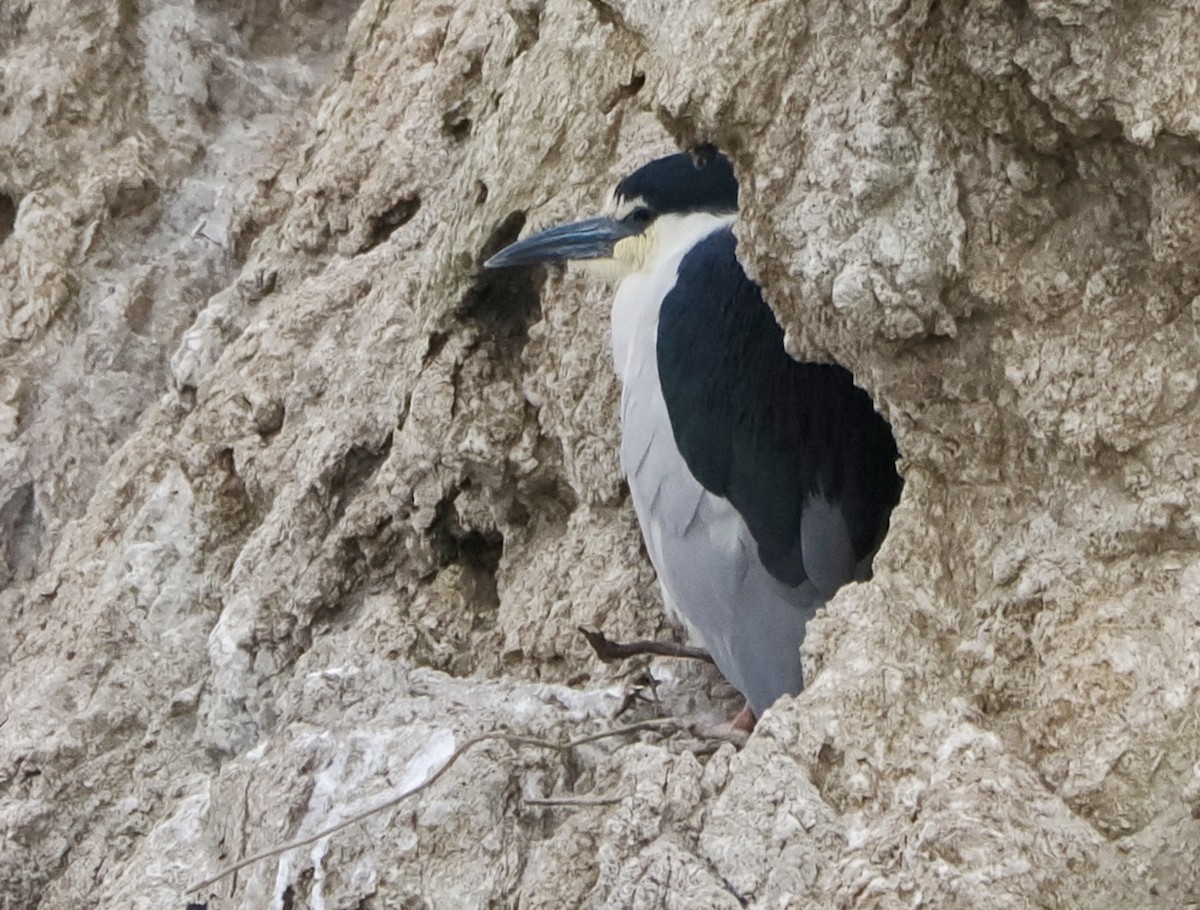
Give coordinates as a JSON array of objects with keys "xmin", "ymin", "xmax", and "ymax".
[{"xmin": 578, "ymin": 625, "xmax": 715, "ymax": 664}]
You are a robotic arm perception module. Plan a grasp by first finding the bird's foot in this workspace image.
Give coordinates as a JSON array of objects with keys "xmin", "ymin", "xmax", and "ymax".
[
  {"xmin": 731, "ymin": 701, "xmax": 757, "ymax": 733},
  {"xmin": 578, "ymin": 625, "xmax": 715, "ymax": 664},
  {"xmin": 687, "ymin": 701, "xmax": 756, "ymax": 749}
]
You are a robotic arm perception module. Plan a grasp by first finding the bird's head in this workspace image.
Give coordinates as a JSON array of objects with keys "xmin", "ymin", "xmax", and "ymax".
[{"xmin": 484, "ymin": 147, "xmax": 739, "ymax": 279}]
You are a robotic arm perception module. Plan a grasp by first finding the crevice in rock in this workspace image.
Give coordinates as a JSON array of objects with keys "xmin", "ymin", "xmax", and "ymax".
[
  {"xmin": 422, "ymin": 330, "xmax": 452, "ymax": 368},
  {"xmin": 361, "ymin": 195, "xmax": 421, "ymax": 253},
  {"xmin": 809, "ymin": 741, "xmax": 847, "ymax": 812},
  {"xmin": 584, "ymin": 0, "xmax": 629, "ymax": 30},
  {"xmin": 521, "ymin": 431, "xmax": 581, "ymax": 520},
  {"xmin": 124, "ymin": 281, "xmax": 155, "ymax": 336},
  {"xmin": 429, "ymin": 482, "xmax": 504, "ymax": 591},
  {"xmin": 329, "ymin": 432, "xmax": 395, "ymax": 524},
  {"xmin": 460, "ymin": 210, "xmax": 542, "ymax": 355},
  {"xmin": 0, "ymin": 482, "xmax": 43, "ymax": 589},
  {"xmin": 393, "ymin": 480, "xmax": 506, "ymax": 676},
  {"xmin": 479, "ymin": 209, "xmax": 528, "ymax": 261},
  {"xmin": 339, "ymin": 510, "xmax": 400, "ymax": 573},
  {"xmin": 601, "ymin": 70, "xmax": 645, "ymax": 114},
  {"xmin": 106, "ymin": 174, "xmax": 160, "ymax": 220},
  {"xmin": 507, "ymin": 4, "xmax": 541, "ymax": 57},
  {"xmin": 442, "ymin": 104, "xmax": 472, "ymax": 142},
  {"xmin": 395, "ymin": 391, "xmax": 413, "ymax": 434},
  {"xmin": 0, "ymin": 191, "xmax": 16, "ymax": 244},
  {"xmin": 462, "ymin": 265, "xmax": 543, "ymax": 351}
]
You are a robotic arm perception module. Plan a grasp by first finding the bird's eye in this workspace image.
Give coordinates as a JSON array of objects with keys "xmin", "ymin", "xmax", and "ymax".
[{"xmin": 625, "ymin": 206, "xmax": 654, "ymax": 226}]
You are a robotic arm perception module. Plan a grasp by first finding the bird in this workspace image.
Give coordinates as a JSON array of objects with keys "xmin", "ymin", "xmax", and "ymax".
[{"xmin": 484, "ymin": 148, "xmax": 901, "ymax": 726}]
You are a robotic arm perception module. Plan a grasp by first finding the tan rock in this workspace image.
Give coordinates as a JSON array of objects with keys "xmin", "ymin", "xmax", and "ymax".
[{"xmin": 2, "ymin": 0, "xmax": 1199, "ymax": 907}]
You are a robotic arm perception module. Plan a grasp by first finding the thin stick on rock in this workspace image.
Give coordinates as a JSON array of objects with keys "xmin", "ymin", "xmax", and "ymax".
[
  {"xmin": 187, "ymin": 717, "xmax": 681, "ymax": 896},
  {"xmin": 523, "ymin": 793, "xmax": 626, "ymax": 807},
  {"xmin": 578, "ymin": 625, "xmax": 716, "ymax": 664}
]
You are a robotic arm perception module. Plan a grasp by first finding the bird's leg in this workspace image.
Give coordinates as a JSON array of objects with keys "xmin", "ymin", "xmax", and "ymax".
[
  {"xmin": 579, "ymin": 626, "xmax": 755, "ymax": 742},
  {"xmin": 691, "ymin": 700, "xmax": 756, "ymax": 747},
  {"xmin": 730, "ymin": 701, "xmax": 757, "ymax": 733},
  {"xmin": 578, "ymin": 625, "xmax": 716, "ymax": 664}
]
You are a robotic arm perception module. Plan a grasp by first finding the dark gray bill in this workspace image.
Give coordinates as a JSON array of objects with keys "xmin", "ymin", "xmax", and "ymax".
[{"xmin": 484, "ymin": 217, "xmax": 637, "ymax": 269}]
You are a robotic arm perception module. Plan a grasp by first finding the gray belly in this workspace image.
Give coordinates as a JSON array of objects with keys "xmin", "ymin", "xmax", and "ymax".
[{"xmin": 618, "ymin": 347, "xmax": 822, "ymax": 716}]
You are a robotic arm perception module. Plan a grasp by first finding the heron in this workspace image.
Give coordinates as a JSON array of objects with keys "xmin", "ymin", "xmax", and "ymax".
[{"xmin": 485, "ymin": 148, "xmax": 901, "ymax": 728}]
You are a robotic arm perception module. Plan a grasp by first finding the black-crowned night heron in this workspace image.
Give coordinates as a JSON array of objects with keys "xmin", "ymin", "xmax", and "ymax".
[{"xmin": 485, "ymin": 149, "xmax": 901, "ymax": 725}]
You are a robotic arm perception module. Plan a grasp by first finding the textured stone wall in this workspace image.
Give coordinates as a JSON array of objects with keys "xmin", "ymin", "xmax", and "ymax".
[{"xmin": 2, "ymin": 0, "xmax": 1199, "ymax": 907}]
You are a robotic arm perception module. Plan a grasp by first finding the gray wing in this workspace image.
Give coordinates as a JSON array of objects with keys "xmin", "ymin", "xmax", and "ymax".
[
  {"xmin": 655, "ymin": 228, "xmax": 901, "ymax": 597},
  {"xmin": 799, "ymin": 495, "xmax": 856, "ymax": 597},
  {"xmin": 620, "ymin": 344, "xmax": 818, "ymax": 715}
]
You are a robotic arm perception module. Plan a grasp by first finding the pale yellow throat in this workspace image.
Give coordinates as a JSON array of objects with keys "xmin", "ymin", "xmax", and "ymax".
[{"xmin": 578, "ymin": 211, "xmax": 736, "ymax": 282}]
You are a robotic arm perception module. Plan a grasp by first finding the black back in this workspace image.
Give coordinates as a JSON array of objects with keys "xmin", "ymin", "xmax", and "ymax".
[
  {"xmin": 656, "ymin": 228, "xmax": 901, "ymax": 587},
  {"xmin": 616, "ymin": 152, "xmax": 738, "ymax": 215}
]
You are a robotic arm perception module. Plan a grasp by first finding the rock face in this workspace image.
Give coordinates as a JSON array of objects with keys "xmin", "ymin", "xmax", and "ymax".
[{"xmin": 2, "ymin": 0, "xmax": 1199, "ymax": 907}]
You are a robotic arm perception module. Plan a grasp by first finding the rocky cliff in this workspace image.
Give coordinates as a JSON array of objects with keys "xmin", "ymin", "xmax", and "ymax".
[{"xmin": 3, "ymin": 0, "xmax": 1199, "ymax": 907}]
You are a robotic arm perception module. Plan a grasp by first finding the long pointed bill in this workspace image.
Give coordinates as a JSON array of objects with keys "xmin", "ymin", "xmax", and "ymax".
[{"xmin": 484, "ymin": 216, "xmax": 636, "ymax": 269}]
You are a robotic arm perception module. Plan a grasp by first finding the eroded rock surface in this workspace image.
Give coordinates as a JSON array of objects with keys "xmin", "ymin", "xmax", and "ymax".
[{"xmin": 2, "ymin": 0, "xmax": 1199, "ymax": 907}]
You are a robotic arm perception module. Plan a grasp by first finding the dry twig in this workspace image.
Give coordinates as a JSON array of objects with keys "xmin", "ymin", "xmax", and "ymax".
[
  {"xmin": 578, "ymin": 625, "xmax": 715, "ymax": 664},
  {"xmin": 523, "ymin": 793, "xmax": 625, "ymax": 807},
  {"xmin": 187, "ymin": 717, "xmax": 680, "ymax": 896}
]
